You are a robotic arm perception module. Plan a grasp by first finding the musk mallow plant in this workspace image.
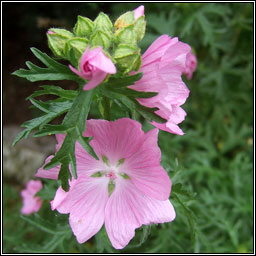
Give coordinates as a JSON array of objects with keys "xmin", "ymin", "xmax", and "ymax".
[{"xmin": 13, "ymin": 5, "xmax": 196, "ymax": 250}]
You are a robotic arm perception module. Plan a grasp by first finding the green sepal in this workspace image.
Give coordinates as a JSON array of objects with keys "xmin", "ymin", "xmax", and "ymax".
[
  {"xmin": 89, "ymin": 29, "xmax": 112, "ymax": 50},
  {"xmin": 134, "ymin": 15, "xmax": 146, "ymax": 42},
  {"xmin": 47, "ymin": 28, "xmax": 74, "ymax": 58},
  {"xmin": 108, "ymin": 181, "xmax": 115, "ymax": 197},
  {"xmin": 114, "ymin": 44, "xmax": 141, "ymax": 73},
  {"xmin": 94, "ymin": 12, "xmax": 113, "ymax": 32},
  {"xmin": 73, "ymin": 15, "xmax": 94, "ymax": 37},
  {"xmin": 64, "ymin": 37, "xmax": 88, "ymax": 67},
  {"xmin": 114, "ymin": 24, "xmax": 136, "ymax": 45}
]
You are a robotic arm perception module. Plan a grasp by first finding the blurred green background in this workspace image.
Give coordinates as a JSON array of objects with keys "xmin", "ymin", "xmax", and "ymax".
[{"xmin": 3, "ymin": 2, "xmax": 253, "ymax": 253}]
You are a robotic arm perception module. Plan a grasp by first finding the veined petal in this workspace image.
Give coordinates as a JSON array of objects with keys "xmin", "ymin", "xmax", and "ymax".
[
  {"xmin": 142, "ymin": 35, "xmax": 171, "ymax": 63},
  {"xmin": 89, "ymin": 50, "xmax": 116, "ymax": 74},
  {"xmin": 124, "ymin": 129, "xmax": 172, "ymax": 200},
  {"xmin": 160, "ymin": 40, "xmax": 191, "ymax": 69},
  {"xmin": 69, "ymin": 64, "xmax": 88, "ymax": 80},
  {"xmin": 84, "ymin": 118, "xmax": 145, "ymax": 165},
  {"xmin": 151, "ymin": 121, "xmax": 184, "ymax": 135},
  {"xmin": 68, "ymin": 176, "xmax": 109, "ymax": 244},
  {"xmin": 75, "ymin": 140, "xmax": 106, "ymax": 177},
  {"xmin": 83, "ymin": 69, "xmax": 107, "ymax": 91},
  {"xmin": 105, "ymin": 178, "xmax": 175, "ymax": 249},
  {"xmin": 35, "ymin": 155, "xmax": 60, "ymax": 180}
]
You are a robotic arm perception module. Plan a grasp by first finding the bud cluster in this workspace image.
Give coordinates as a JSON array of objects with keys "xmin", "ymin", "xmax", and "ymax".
[{"xmin": 47, "ymin": 6, "xmax": 146, "ymax": 74}]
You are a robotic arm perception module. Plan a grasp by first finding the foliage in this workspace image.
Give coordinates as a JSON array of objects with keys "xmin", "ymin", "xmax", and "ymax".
[{"xmin": 3, "ymin": 2, "xmax": 253, "ymax": 254}]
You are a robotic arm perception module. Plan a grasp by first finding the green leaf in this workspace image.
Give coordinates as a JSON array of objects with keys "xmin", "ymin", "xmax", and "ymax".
[
  {"xmin": 29, "ymin": 85, "xmax": 78, "ymax": 100},
  {"xmin": 44, "ymin": 90, "xmax": 98, "ymax": 191},
  {"xmin": 20, "ymin": 214, "xmax": 70, "ymax": 235},
  {"xmin": 77, "ymin": 135, "xmax": 98, "ymax": 160},
  {"xmin": 34, "ymin": 124, "xmax": 67, "ymax": 137},
  {"xmin": 58, "ymin": 160, "xmax": 71, "ymax": 191},
  {"xmin": 99, "ymin": 87, "xmax": 166, "ymax": 123},
  {"xmin": 15, "ymin": 234, "xmax": 69, "ymax": 253},
  {"xmin": 12, "ymin": 47, "xmax": 84, "ymax": 83},
  {"xmin": 103, "ymin": 72, "xmax": 143, "ymax": 89},
  {"xmin": 12, "ymin": 101, "xmax": 72, "ymax": 146},
  {"xmin": 111, "ymin": 87, "xmax": 158, "ymax": 99}
]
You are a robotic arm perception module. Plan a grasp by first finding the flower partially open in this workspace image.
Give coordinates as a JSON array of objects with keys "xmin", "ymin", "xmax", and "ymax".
[
  {"xmin": 36, "ymin": 118, "xmax": 175, "ymax": 249},
  {"xmin": 134, "ymin": 5, "xmax": 144, "ymax": 20},
  {"xmin": 130, "ymin": 35, "xmax": 191, "ymax": 135},
  {"xmin": 183, "ymin": 52, "xmax": 197, "ymax": 80},
  {"xmin": 69, "ymin": 46, "xmax": 116, "ymax": 90},
  {"xmin": 20, "ymin": 180, "xmax": 43, "ymax": 215}
]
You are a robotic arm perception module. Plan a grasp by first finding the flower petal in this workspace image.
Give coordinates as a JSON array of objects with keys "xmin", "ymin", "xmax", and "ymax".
[
  {"xmin": 105, "ymin": 178, "xmax": 175, "ymax": 249},
  {"xmin": 83, "ymin": 69, "xmax": 107, "ymax": 91},
  {"xmin": 142, "ymin": 35, "xmax": 172, "ymax": 65},
  {"xmin": 84, "ymin": 118, "xmax": 145, "ymax": 165},
  {"xmin": 151, "ymin": 121, "xmax": 184, "ymax": 135},
  {"xmin": 68, "ymin": 176, "xmax": 109, "ymax": 243},
  {"xmin": 69, "ymin": 64, "xmax": 88, "ymax": 79},
  {"xmin": 35, "ymin": 156, "xmax": 60, "ymax": 180},
  {"xmin": 123, "ymin": 129, "xmax": 172, "ymax": 200},
  {"xmin": 134, "ymin": 5, "xmax": 144, "ymax": 20},
  {"xmin": 89, "ymin": 50, "xmax": 116, "ymax": 74}
]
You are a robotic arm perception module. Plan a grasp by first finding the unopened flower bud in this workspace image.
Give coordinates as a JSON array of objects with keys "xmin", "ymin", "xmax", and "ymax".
[
  {"xmin": 114, "ymin": 6, "xmax": 146, "ymax": 43},
  {"xmin": 64, "ymin": 37, "xmax": 88, "ymax": 67},
  {"xmin": 134, "ymin": 15, "xmax": 146, "ymax": 42},
  {"xmin": 134, "ymin": 5, "xmax": 144, "ymax": 20},
  {"xmin": 114, "ymin": 24, "xmax": 136, "ymax": 45},
  {"xmin": 89, "ymin": 29, "xmax": 112, "ymax": 50},
  {"xmin": 94, "ymin": 12, "xmax": 113, "ymax": 32},
  {"xmin": 114, "ymin": 44, "xmax": 141, "ymax": 73},
  {"xmin": 114, "ymin": 11, "xmax": 135, "ymax": 32},
  {"xmin": 73, "ymin": 16, "xmax": 94, "ymax": 37},
  {"xmin": 47, "ymin": 28, "xmax": 74, "ymax": 58}
]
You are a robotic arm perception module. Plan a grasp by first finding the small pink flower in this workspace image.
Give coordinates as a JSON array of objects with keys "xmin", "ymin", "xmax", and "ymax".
[
  {"xmin": 129, "ymin": 35, "xmax": 191, "ymax": 135},
  {"xmin": 36, "ymin": 118, "xmax": 175, "ymax": 249},
  {"xmin": 183, "ymin": 52, "xmax": 197, "ymax": 80},
  {"xmin": 69, "ymin": 47, "xmax": 116, "ymax": 91},
  {"xmin": 134, "ymin": 5, "xmax": 144, "ymax": 20},
  {"xmin": 20, "ymin": 180, "xmax": 43, "ymax": 215}
]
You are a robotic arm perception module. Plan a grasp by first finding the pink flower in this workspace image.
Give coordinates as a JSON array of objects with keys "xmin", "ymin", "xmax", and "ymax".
[
  {"xmin": 36, "ymin": 118, "xmax": 175, "ymax": 249},
  {"xmin": 20, "ymin": 180, "xmax": 43, "ymax": 215},
  {"xmin": 69, "ymin": 47, "xmax": 116, "ymax": 91},
  {"xmin": 129, "ymin": 35, "xmax": 191, "ymax": 135},
  {"xmin": 134, "ymin": 5, "xmax": 144, "ymax": 20},
  {"xmin": 183, "ymin": 52, "xmax": 197, "ymax": 80}
]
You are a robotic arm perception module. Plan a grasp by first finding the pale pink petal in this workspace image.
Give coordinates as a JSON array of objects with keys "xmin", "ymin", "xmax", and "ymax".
[
  {"xmin": 35, "ymin": 155, "xmax": 60, "ymax": 180},
  {"xmin": 123, "ymin": 129, "xmax": 172, "ymax": 200},
  {"xmin": 151, "ymin": 121, "xmax": 184, "ymax": 135},
  {"xmin": 68, "ymin": 176, "xmax": 109, "ymax": 243},
  {"xmin": 21, "ymin": 180, "xmax": 43, "ymax": 215},
  {"xmin": 160, "ymin": 40, "xmax": 191, "ymax": 69},
  {"xmin": 79, "ymin": 46, "xmax": 91, "ymax": 69},
  {"xmin": 75, "ymin": 140, "xmax": 106, "ymax": 177},
  {"xmin": 105, "ymin": 179, "xmax": 175, "ymax": 249},
  {"xmin": 51, "ymin": 178, "xmax": 78, "ymax": 213},
  {"xmin": 69, "ymin": 64, "xmax": 88, "ymax": 79},
  {"xmin": 89, "ymin": 50, "xmax": 116, "ymax": 74},
  {"xmin": 83, "ymin": 69, "xmax": 107, "ymax": 91},
  {"xmin": 134, "ymin": 5, "xmax": 144, "ymax": 20},
  {"xmin": 84, "ymin": 118, "xmax": 145, "ymax": 165},
  {"xmin": 26, "ymin": 180, "xmax": 43, "ymax": 194},
  {"xmin": 142, "ymin": 35, "xmax": 172, "ymax": 62},
  {"xmin": 184, "ymin": 52, "xmax": 197, "ymax": 80}
]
